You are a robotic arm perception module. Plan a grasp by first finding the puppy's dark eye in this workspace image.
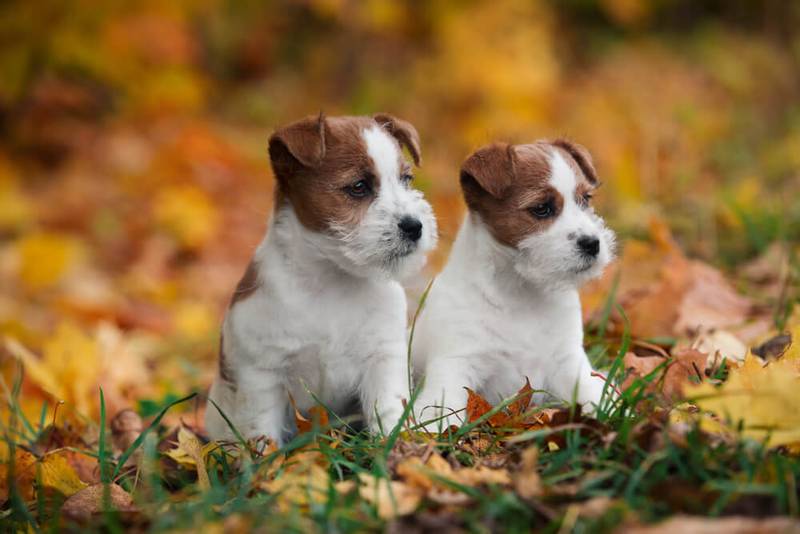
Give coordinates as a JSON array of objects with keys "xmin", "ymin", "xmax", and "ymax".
[
  {"xmin": 580, "ymin": 192, "xmax": 593, "ymax": 207},
  {"xmin": 346, "ymin": 179, "xmax": 370, "ymax": 198},
  {"xmin": 530, "ymin": 201, "xmax": 555, "ymax": 219},
  {"xmin": 400, "ymin": 173, "xmax": 414, "ymax": 185}
]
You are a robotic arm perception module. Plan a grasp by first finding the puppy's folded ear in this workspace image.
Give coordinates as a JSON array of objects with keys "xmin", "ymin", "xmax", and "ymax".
[
  {"xmin": 552, "ymin": 139, "xmax": 598, "ymax": 185},
  {"xmin": 268, "ymin": 113, "xmax": 327, "ymax": 180},
  {"xmin": 460, "ymin": 142, "xmax": 516, "ymax": 201},
  {"xmin": 373, "ymin": 113, "xmax": 421, "ymax": 166}
]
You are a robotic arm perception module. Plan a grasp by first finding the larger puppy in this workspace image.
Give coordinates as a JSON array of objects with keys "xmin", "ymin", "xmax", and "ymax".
[
  {"xmin": 413, "ymin": 140, "xmax": 614, "ymax": 428},
  {"xmin": 206, "ymin": 114, "xmax": 437, "ymax": 444}
]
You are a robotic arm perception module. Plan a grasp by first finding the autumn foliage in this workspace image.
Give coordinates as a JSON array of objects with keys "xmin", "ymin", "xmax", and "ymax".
[{"xmin": 1, "ymin": 1, "xmax": 799, "ymax": 531}]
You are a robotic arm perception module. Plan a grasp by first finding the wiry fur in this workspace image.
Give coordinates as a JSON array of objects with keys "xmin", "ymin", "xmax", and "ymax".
[
  {"xmin": 412, "ymin": 142, "xmax": 614, "ymax": 429},
  {"xmin": 206, "ymin": 115, "xmax": 437, "ymax": 444}
]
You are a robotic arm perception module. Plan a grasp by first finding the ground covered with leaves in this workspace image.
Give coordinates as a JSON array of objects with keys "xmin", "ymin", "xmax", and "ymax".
[
  {"xmin": 2, "ymin": 1, "xmax": 800, "ymax": 532},
  {"xmin": 3, "ymin": 228, "xmax": 800, "ymax": 532}
]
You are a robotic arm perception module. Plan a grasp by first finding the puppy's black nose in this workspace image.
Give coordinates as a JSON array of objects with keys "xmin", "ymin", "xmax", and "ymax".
[
  {"xmin": 398, "ymin": 216, "xmax": 423, "ymax": 242},
  {"xmin": 577, "ymin": 235, "xmax": 600, "ymax": 257}
]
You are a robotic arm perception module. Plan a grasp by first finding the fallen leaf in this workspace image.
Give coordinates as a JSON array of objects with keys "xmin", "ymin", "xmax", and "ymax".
[
  {"xmin": 465, "ymin": 388, "xmax": 509, "ymax": 427},
  {"xmin": 259, "ymin": 448, "xmax": 332, "ymax": 509},
  {"xmin": 623, "ymin": 348, "xmax": 707, "ymax": 402},
  {"xmin": 685, "ymin": 340, "xmax": 800, "ymax": 448},
  {"xmin": 618, "ymin": 515, "xmax": 800, "ymax": 534},
  {"xmin": 513, "ymin": 446, "xmax": 542, "ymax": 499},
  {"xmin": 3, "ymin": 449, "xmax": 89, "ymax": 502},
  {"xmin": 358, "ymin": 473, "xmax": 422, "ymax": 519},
  {"xmin": 61, "ymin": 483, "xmax": 136, "ymax": 524},
  {"xmin": 507, "ymin": 378, "xmax": 534, "ymax": 419},
  {"xmin": 164, "ymin": 426, "xmax": 214, "ymax": 489}
]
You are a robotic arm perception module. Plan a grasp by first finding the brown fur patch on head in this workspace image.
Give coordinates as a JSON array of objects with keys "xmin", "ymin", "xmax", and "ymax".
[
  {"xmin": 268, "ymin": 114, "xmax": 419, "ymax": 232},
  {"xmin": 551, "ymin": 138, "xmax": 598, "ymax": 185},
  {"xmin": 461, "ymin": 142, "xmax": 565, "ymax": 247},
  {"xmin": 373, "ymin": 113, "xmax": 422, "ymax": 166}
]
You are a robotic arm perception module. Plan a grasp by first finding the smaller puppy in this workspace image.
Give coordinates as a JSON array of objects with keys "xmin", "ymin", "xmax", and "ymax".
[
  {"xmin": 413, "ymin": 140, "xmax": 614, "ymax": 428},
  {"xmin": 206, "ymin": 113, "xmax": 437, "ymax": 444}
]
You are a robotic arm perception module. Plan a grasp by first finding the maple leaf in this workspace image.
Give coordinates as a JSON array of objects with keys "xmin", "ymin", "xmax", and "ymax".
[
  {"xmin": 507, "ymin": 377, "xmax": 534, "ymax": 419},
  {"xmin": 685, "ymin": 332, "xmax": 800, "ymax": 448},
  {"xmin": 465, "ymin": 387, "xmax": 509, "ymax": 427}
]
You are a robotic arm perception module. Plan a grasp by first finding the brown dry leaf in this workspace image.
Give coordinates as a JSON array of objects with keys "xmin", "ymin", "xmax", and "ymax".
[
  {"xmin": 583, "ymin": 219, "xmax": 754, "ymax": 340},
  {"xmin": 623, "ymin": 348, "xmax": 707, "ymax": 401},
  {"xmin": 513, "ymin": 446, "xmax": 542, "ymax": 499},
  {"xmin": 110, "ymin": 409, "xmax": 143, "ymax": 454},
  {"xmin": 397, "ymin": 452, "xmax": 510, "ymax": 492},
  {"xmin": 675, "ymin": 262, "xmax": 753, "ymax": 335},
  {"xmin": 465, "ymin": 388, "xmax": 509, "ymax": 427},
  {"xmin": 618, "ymin": 515, "xmax": 800, "ymax": 534},
  {"xmin": 358, "ymin": 473, "xmax": 422, "ymax": 519},
  {"xmin": 259, "ymin": 448, "xmax": 332, "ymax": 509},
  {"xmin": 674, "ymin": 329, "xmax": 747, "ymax": 369},
  {"xmin": 507, "ymin": 378, "xmax": 534, "ymax": 420},
  {"xmin": 60, "ymin": 483, "xmax": 136, "ymax": 524},
  {"xmin": 262, "ymin": 462, "xmax": 331, "ymax": 509}
]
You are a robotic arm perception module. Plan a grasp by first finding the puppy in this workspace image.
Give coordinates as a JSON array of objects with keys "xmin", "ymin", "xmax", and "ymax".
[
  {"xmin": 412, "ymin": 140, "xmax": 614, "ymax": 428},
  {"xmin": 206, "ymin": 113, "xmax": 437, "ymax": 444}
]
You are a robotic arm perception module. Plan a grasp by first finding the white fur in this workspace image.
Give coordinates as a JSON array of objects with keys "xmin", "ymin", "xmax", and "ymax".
[
  {"xmin": 206, "ymin": 126, "xmax": 437, "ymax": 444},
  {"xmin": 412, "ymin": 150, "xmax": 614, "ymax": 429}
]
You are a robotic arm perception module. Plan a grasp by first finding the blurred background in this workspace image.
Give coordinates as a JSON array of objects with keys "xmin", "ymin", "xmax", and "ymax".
[{"xmin": 1, "ymin": 0, "xmax": 798, "ymax": 422}]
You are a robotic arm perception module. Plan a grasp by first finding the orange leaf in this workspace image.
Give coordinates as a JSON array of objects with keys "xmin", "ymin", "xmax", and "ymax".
[
  {"xmin": 465, "ymin": 388, "xmax": 508, "ymax": 427},
  {"xmin": 508, "ymin": 378, "xmax": 534, "ymax": 419},
  {"xmin": 288, "ymin": 393, "xmax": 329, "ymax": 434}
]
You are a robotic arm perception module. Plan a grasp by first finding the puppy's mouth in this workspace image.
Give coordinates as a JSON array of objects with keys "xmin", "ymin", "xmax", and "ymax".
[
  {"xmin": 572, "ymin": 260, "xmax": 596, "ymax": 274},
  {"xmin": 387, "ymin": 242, "xmax": 418, "ymax": 261}
]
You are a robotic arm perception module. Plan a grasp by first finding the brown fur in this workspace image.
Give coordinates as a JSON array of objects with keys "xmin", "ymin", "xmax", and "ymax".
[
  {"xmin": 230, "ymin": 260, "xmax": 261, "ymax": 307},
  {"xmin": 552, "ymin": 139, "xmax": 598, "ymax": 185},
  {"xmin": 461, "ymin": 140, "xmax": 596, "ymax": 248},
  {"xmin": 268, "ymin": 114, "xmax": 420, "ymax": 233}
]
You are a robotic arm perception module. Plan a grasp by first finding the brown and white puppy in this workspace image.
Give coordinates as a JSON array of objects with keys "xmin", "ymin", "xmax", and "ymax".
[
  {"xmin": 412, "ymin": 140, "xmax": 614, "ymax": 428},
  {"xmin": 206, "ymin": 113, "xmax": 437, "ymax": 444}
]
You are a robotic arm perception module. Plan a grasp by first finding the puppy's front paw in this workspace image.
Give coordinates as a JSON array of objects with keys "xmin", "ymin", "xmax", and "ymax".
[{"xmin": 367, "ymin": 406, "xmax": 407, "ymax": 435}]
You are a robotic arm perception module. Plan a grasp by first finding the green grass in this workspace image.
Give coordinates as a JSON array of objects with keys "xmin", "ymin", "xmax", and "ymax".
[
  {"xmin": 2, "ymin": 283, "xmax": 799, "ymax": 532},
  {"xmin": 3, "ymin": 344, "xmax": 799, "ymax": 533}
]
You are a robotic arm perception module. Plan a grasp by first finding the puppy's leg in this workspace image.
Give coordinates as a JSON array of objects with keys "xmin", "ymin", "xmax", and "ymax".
[
  {"xmin": 549, "ymin": 350, "xmax": 606, "ymax": 410},
  {"xmin": 235, "ymin": 370, "xmax": 290, "ymax": 445},
  {"xmin": 360, "ymin": 342, "xmax": 409, "ymax": 434},
  {"xmin": 416, "ymin": 357, "xmax": 474, "ymax": 432}
]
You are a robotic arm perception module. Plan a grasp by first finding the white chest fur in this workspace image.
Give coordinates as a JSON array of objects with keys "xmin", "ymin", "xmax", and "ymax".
[
  {"xmin": 205, "ymin": 207, "xmax": 411, "ymax": 443},
  {"xmin": 412, "ymin": 214, "xmax": 605, "ymax": 427}
]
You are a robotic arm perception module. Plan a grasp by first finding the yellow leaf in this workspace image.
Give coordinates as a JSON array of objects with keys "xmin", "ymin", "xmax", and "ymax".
[
  {"xmin": 4, "ymin": 450, "xmax": 88, "ymax": 501},
  {"xmin": 6, "ymin": 322, "xmax": 100, "ymax": 416},
  {"xmin": 262, "ymin": 462, "xmax": 331, "ymax": 509},
  {"xmin": 358, "ymin": 473, "xmax": 422, "ymax": 519},
  {"xmin": 154, "ymin": 185, "xmax": 219, "ymax": 249},
  {"xmin": 38, "ymin": 452, "xmax": 89, "ymax": 497},
  {"xmin": 16, "ymin": 232, "xmax": 81, "ymax": 291},
  {"xmin": 0, "ymin": 182, "xmax": 33, "ymax": 232},
  {"xmin": 172, "ymin": 300, "xmax": 215, "ymax": 340},
  {"xmin": 685, "ymin": 346, "xmax": 800, "ymax": 448}
]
